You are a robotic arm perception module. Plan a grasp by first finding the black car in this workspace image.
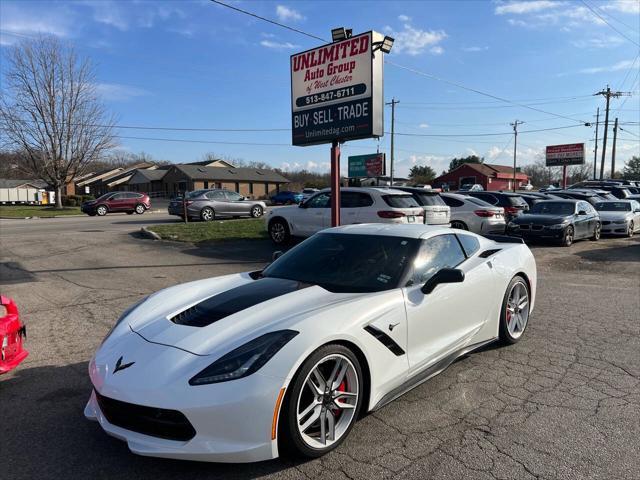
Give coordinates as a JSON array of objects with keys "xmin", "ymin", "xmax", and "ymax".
[
  {"xmin": 517, "ymin": 192, "xmax": 563, "ymax": 209},
  {"xmin": 551, "ymin": 190, "xmax": 608, "ymax": 206},
  {"xmin": 506, "ymin": 199, "xmax": 601, "ymax": 247},
  {"xmin": 464, "ymin": 191, "xmax": 529, "ymax": 221}
]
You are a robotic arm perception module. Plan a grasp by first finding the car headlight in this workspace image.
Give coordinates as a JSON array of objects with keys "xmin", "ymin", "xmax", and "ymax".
[
  {"xmin": 101, "ymin": 296, "xmax": 148, "ymax": 344},
  {"xmin": 189, "ymin": 330, "xmax": 298, "ymax": 385},
  {"xmin": 547, "ymin": 223, "xmax": 568, "ymax": 229}
]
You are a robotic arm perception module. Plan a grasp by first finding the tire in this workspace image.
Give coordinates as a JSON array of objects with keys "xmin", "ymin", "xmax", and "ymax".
[
  {"xmin": 135, "ymin": 204, "xmax": 145, "ymax": 215},
  {"xmin": 96, "ymin": 205, "xmax": 108, "ymax": 216},
  {"xmin": 450, "ymin": 220, "xmax": 468, "ymax": 230},
  {"xmin": 200, "ymin": 207, "xmax": 215, "ymax": 222},
  {"xmin": 628, "ymin": 221, "xmax": 635, "ymax": 238},
  {"xmin": 278, "ymin": 344, "xmax": 364, "ymax": 459},
  {"xmin": 499, "ymin": 275, "xmax": 531, "ymax": 345},
  {"xmin": 88, "ymin": 213, "xmax": 96, "ymax": 217},
  {"xmin": 250, "ymin": 205, "xmax": 263, "ymax": 218},
  {"xmin": 560, "ymin": 225, "xmax": 574, "ymax": 247},
  {"xmin": 269, "ymin": 218, "xmax": 291, "ymax": 245},
  {"xmin": 590, "ymin": 222, "xmax": 601, "ymax": 241}
]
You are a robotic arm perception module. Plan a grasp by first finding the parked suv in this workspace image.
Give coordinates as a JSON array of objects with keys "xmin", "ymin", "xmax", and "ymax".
[
  {"xmin": 81, "ymin": 192, "xmax": 150, "ymax": 216},
  {"xmin": 381, "ymin": 186, "xmax": 450, "ymax": 225},
  {"xmin": 270, "ymin": 191, "xmax": 303, "ymax": 205},
  {"xmin": 266, "ymin": 187, "xmax": 424, "ymax": 244},
  {"xmin": 168, "ymin": 189, "xmax": 266, "ymax": 221},
  {"xmin": 441, "ymin": 193, "xmax": 506, "ymax": 234},
  {"xmin": 464, "ymin": 191, "xmax": 528, "ymax": 221}
]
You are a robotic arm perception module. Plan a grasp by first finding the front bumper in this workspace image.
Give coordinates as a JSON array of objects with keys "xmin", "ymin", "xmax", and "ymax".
[
  {"xmin": 601, "ymin": 222, "xmax": 629, "ymax": 235},
  {"xmin": 85, "ymin": 334, "xmax": 285, "ymax": 463},
  {"xmin": 507, "ymin": 226, "xmax": 564, "ymax": 240}
]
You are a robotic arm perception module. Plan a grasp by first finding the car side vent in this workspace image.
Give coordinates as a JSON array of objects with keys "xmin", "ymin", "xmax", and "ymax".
[
  {"xmin": 479, "ymin": 249, "xmax": 501, "ymax": 258},
  {"xmin": 364, "ymin": 325, "xmax": 405, "ymax": 356}
]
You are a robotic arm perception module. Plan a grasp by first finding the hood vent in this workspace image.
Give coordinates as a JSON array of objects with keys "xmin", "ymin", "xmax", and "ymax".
[{"xmin": 170, "ymin": 277, "xmax": 312, "ymax": 327}]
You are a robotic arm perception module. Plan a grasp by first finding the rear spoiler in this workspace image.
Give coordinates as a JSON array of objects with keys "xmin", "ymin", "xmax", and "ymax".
[{"xmin": 483, "ymin": 234, "xmax": 524, "ymax": 244}]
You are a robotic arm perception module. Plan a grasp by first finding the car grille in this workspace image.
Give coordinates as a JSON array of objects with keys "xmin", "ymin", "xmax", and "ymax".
[
  {"xmin": 520, "ymin": 224, "xmax": 530, "ymax": 230},
  {"xmin": 602, "ymin": 221, "xmax": 611, "ymax": 225},
  {"xmin": 532, "ymin": 225, "xmax": 544, "ymax": 231},
  {"xmin": 95, "ymin": 390, "xmax": 196, "ymax": 441}
]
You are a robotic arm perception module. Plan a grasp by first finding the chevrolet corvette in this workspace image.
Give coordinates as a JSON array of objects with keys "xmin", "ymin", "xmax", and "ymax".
[{"xmin": 85, "ymin": 224, "xmax": 536, "ymax": 462}]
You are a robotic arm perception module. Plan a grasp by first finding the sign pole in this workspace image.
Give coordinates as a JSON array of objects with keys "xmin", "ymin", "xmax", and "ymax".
[{"xmin": 331, "ymin": 140, "xmax": 341, "ymax": 227}]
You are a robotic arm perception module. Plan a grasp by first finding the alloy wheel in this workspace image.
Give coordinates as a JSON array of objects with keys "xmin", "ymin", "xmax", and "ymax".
[
  {"xmin": 505, "ymin": 281, "xmax": 529, "ymax": 340},
  {"xmin": 96, "ymin": 206, "xmax": 107, "ymax": 216},
  {"xmin": 564, "ymin": 226, "xmax": 574, "ymax": 246},
  {"xmin": 629, "ymin": 221, "xmax": 635, "ymax": 238},
  {"xmin": 251, "ymin": 206, "xmax": 263, "ymax": 218},
  {"xmin": 296, "ymin": 354, "xmax": 359, "ymax": 449},
  {"xmin": 201, "ymin": 208, "xmax": 214, "ymax": 221},
  {"xmin": 135, "ymin": 204, "xmax": 145, "ymax": 214},
  {"xmin": 270, "ymin": 221, "xmax": 285, "ymax": 243}
]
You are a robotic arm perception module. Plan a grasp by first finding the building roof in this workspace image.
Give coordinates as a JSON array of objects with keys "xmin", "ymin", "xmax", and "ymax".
[
  {"xmin": 85, "ymin": 163, "xmax": 156, "ymax": 187},
  {"xmin": 185, "ymin": 159, "xmax": 235, "ymax": 168},
  {"xmin": 434, "ymin": 162, "xmax": 528, "ymax": 182},
  {"xmin": 0, "ymin": 178, "xmax": 48, "ymax": 189},
  {"xmin": 173, "ymin": 165, "xmax": 290, "ymax": 183},
  {"xmin": 128, "ymin": 169, "xmax": 167, "ymax": 183}
]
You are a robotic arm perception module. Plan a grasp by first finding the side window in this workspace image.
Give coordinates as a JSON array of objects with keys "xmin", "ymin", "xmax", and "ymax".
[
  {"xmin": 111, "ymin": 193, "xmax": 125, "ymax": 200},
  {"xmin": 442, "ymin": 196, "xmax": 463, "ymax": 208},
  {"xmin": 307, "ymin": 192, "xmax": 330, "ymax": 208},
  {"xmin": 482, "ymin": 194, "xmax": 498, "ymax": 205},
  {"xmin": 225, "ymin": 191, "xmax": 243, "ymax": 201},
  {"xmin": 456, "ymin": 234, "xmax": 480, "ymax": 257},
  {"xmin": 206, "ymin": 190, "xmax": 226, "ymax": 200},
  {"xmin": 578, "ymin": 201, "xmax": 590, "ymax": 213},
  {"xmin": 341, "ymin": 192, "xmax": 373, "ymax": 208},
  {"xmin": 412, "ymin": 235, "xmax": 466, "ymax": 284}
]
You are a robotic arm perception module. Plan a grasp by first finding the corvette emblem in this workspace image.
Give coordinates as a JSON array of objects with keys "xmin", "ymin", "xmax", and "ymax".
[{"xmin": 113, "ymin": 356, "xmax": 135, "ymax": 374}]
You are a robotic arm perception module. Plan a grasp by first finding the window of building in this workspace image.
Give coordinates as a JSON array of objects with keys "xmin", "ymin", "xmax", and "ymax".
[
  {"xmin": 249, "ymin": 183, "xmax": 254, "ymax": 194},
  {"xmin": 204, "ymin": 181, "xmax": 209, "ymax": 189},
  {"xmin": 235, "ymin": 182, "xmax": 240, "ymax": 193}
]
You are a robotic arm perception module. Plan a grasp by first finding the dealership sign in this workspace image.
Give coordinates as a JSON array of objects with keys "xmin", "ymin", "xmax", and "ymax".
[
  {"xmin": 348, "ymin": 153, "xmax": 386, "ymax": 178},
  {"xmin": 545, "ymin": 143, "xmax": 585, "ymax": 167},
  {"xmin": 291, "ymin": 32, "xmax": 384, "ymax": 146}
]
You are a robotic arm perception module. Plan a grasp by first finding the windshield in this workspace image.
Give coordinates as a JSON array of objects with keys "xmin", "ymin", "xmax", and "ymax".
[
  {"xmin": 595, "ymin": 202, "xmax": 631, "ymax": 212},
  {"xmin": 262, "ymin": 233, "xmax": 418, "ymax": 293},
  {"xmin": 95, "ymin": 193, "xmax": 113, "ymax": 201},
  {"xmin": 413, "ymin": 192, "xmax": 446, "ymax": 206},
  {"xmin": 530, "ymin": 202, "xmax": 575, "ymax": 215},
  {"xmin": 383, "ymin": 194, "xmax": 420, "ymax": 208}
]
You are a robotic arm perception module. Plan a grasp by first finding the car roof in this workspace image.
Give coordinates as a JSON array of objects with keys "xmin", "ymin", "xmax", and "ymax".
[
  {"xmin": 388, "ymin": 186, "xmax": 440, "ymax": 194},
  {"xmin": 323, "ymin": 223, "xmax": 468, "ymax": 239},
  {"xmin": 319, "ymin": 187, "xmax": 411, "ymax": 195},
  {"xmin": 536, "ymin": 198, "xmax": 579, "ymax": 204}
]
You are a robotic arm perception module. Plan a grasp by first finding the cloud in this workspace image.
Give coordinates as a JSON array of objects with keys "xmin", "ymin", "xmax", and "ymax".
[
  {"xmin": 0, "ymin": 4, "xmax": 71, "ymax": 45},
  {"xmin": 602, "ymin": 0, "xmax": 640, "ymax": 14},
  {"xmin": 462, "ymin": 45, "xmax": 489, "ymax": 52},
  {"xmin": 570, "ymin": 35, "xmax": 624, "ymax": 48},
  {"xmin": 280, "ymin": 160, "xmax": 330, "ymax": 172},
  {"xmin": 495, "ymin": 1, "xmax": 562, "ymax": 15},
  {"xmin": 419, "ymin": 123, "xmax": 429, "ymax": 129},
  {"xmin": 384, "ymin": 23, "xmax": 447, "ymax": 56},
  {"xmin": 398, "ymin": 14, "xmax": 411, "ymax": 22},
  {"xmin": 577, "ymin": 59, "xmax": 636, "ymax": 74},
  {"xmin": 84, "ymin": 0, "xmax": 185, "ymax": 31},
  {"xmin": 95, "ymin": 83, "xmax": 151, "ymax": 102},
  {"xmin": 276, "ymin": 5, "xmax": 304, "ymax": 22},
  {"xmin": 260, "ymin": 40, "xmax": 300, "ymax": 50}
]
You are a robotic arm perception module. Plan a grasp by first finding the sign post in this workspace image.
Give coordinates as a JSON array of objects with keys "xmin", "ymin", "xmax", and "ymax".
[
  {"xmin": 545, "ymin": 143, "xmax": 585, "ymax": 189},
  {"xmin": 291, "ymin": 31, "xmax": 388, "ymax": 226}
]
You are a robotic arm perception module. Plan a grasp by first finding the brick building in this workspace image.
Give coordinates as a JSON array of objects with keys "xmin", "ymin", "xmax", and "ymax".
[{"xmin": 432, "ymin": 163, "xmax": 529, "ymax": 191}]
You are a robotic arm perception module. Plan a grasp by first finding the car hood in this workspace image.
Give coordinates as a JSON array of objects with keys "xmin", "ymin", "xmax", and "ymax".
[
  {"xmin": 122, "ymin": 273, "xmax": 365, "ymax": 356},
  {"xmin": 511, "ymin": 214, "xmax": 573, "ymax": 225},
  {"xmin": 82, "ymin": 200, "xmax": 97, "ymax": 206}
]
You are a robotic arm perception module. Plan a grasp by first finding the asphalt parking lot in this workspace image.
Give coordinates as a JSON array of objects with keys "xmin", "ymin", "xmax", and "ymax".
[{"xmin": 1, "ymin": 214, "xmax": 639, "ymax": 480}]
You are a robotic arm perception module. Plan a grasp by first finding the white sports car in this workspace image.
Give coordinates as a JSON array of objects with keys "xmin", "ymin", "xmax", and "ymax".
[{"xmin": 85, "ymin": 224, "xmax": 537, "ymax": 463}]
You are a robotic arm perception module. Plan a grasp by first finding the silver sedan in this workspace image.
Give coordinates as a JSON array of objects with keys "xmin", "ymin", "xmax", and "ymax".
[
  {"xmin": 595, "ymin": 200, "xmax": 640, "ymax": 237},
  {"xmin": 168, "ymin": 189, "xmax": 267, "ymax": 221}
]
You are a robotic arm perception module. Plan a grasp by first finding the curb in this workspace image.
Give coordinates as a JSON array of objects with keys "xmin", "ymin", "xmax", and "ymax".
[{"xmin": 140, "ymin": 226, "xmax": 162, "ymax": 240}]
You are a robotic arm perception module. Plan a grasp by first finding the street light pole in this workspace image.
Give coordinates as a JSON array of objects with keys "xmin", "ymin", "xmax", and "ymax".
[
  {"xmin": 510, "ymin": 120, "xmax": 523, "ymax": 192},
  {"xmin": 386, "ymin": 98, "xmax": 399, "ymax": 186}
]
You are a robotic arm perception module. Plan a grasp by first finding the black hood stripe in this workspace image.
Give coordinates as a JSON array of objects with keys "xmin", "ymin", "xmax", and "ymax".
[{"xmin": 170, "ymin": 277, "xmax": 312, "ymax": 327}]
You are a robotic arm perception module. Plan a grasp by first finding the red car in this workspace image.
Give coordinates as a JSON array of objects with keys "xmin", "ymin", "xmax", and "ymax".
[
  {"xmin": 81, "ymin": 192, "xmax": 151, "ymax": 216},
  {"xmin": 0, "ymin": 296, "xmax": 28, "ymax": 375}
]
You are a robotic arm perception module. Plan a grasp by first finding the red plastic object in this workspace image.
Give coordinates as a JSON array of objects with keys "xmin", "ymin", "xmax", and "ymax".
[{"xmin": 0, "ymin": 295, "xmax": 28, "ymax": 375}]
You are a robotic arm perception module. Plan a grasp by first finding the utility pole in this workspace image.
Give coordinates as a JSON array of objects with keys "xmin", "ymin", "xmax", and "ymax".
[
  {"xmin": 386, "ymin": 98, "xmax": 399, "ymax": 185},
  {"xmin": 510, "ymin": 120, "xmax": 524, "ymax": 192},
  {"xmin": 611, "ymin": 117, "xmax": 619, "ymax": 178},
  {"xmin": 593, "ymin": 107, "xmax": 599, "ymax": 180},
  {"xmin": 594, "ymin": 86, "xmax": 630, "ymax": 179}
]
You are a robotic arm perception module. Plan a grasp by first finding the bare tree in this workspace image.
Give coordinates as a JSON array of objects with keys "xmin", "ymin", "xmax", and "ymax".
[{"xmin": 0, "ymin": 37, "xmax": 115, "ymax": 207}]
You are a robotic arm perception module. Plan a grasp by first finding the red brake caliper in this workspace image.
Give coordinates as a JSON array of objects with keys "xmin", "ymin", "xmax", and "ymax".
[{"xmin": 334, "ymin": 380, "xmax": 346, "ymax": 417}]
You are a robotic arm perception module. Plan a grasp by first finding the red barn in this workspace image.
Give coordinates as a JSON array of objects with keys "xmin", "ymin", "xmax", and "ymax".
[{"xmin": 433, "ymin": 163, "xmax": 529, "ymax": 191}]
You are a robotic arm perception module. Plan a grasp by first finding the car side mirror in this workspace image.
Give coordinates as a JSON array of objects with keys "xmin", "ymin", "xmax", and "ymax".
[
  {"xmin": 578, "ymin": 210, "xmax": 587, "ymax": 215},
  {"xmin": 272, "ymin": 250, "xmax": 283, "ymax": 261},
  {"xmin": 421, "ymin": 268, "xmax": 465, "ymax": 294}
]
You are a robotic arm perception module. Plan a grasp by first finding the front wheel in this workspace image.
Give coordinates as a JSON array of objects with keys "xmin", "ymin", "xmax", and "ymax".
[
  {"xmin": 628, "ymin": 221, "xmax": 635, "ymax": 238},
  {"xmin": 499, "ymin": 275, "xmax": 530, "ymax": 344},
  {"xmin": 250, "ymin": 205, "xmax": 263, "ymax": 218},
  {"xmin": 269, "ymin": 218, "xmax": 290, "ymax": 244},
  {"xmin": 279, "ymin": 344, "xmax": 363, "ymax": 458},
  {"xmin": 561, "ymin": 225, "xmax": 574, "ymax": 247},
  {"xmin": 96, "ymin": 205, "xmax": 108, "ymax": 216},
  {"xmin": 135, "ymin": 204, "xmax": 146, "ymax": 215},
  {"xmin": 200, "ymin": 207, "xmax": 214, "ymax": 222},
  {"xmin": 590, "ymin": 222, "xmax": 601, "ymax": 241}
]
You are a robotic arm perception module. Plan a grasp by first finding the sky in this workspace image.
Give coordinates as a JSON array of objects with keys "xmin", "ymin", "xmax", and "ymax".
[{"xmin": 1, "ymin": 0, "xmax": 639, "ymax": 178}]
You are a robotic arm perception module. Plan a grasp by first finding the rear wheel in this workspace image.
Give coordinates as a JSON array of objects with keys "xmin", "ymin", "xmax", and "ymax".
[
  {"xmin": 499, "ymin": 275, "xmax": 530, "ymax": 344},
  {"xmin": 250, "ymin": 205, "xmax": 263, "ymax": 218},
  {"xmin": 279, "ymin": 344, "xmax": 363, "ymax": 459},
  {"xmin": 561, "ymin": 225, "xmax": 574, "ymax": 247},
  {"xmin": 269, "ymin": 218, "xmax": 290, "ymax": 244},
  {"xmin": 200, "ymin": 207, "xmax": 214, "ymax": 222},
  {"xmin": 135, "ymin": 204, "xmax": 145, "ymax": 215},
  {"xmin": 450, "ymin": 220, "xmax": 468, "ymax": 230},
  {"xmin": 590, "ymin": 222, "xmax": 601, "ymax": 241},
  {"xmin": 96, "ymin": 205, "xmax": 108, "ymax": 216},
  {"xmin": 628, "ymin": 221, "xmax": 635, "ymax": 238}
]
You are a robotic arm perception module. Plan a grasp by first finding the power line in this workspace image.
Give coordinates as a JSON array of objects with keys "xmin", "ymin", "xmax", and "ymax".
[
  {"xmin": 116, "ymin": 135, "xmax": 290, "ymax": 146},
  {"xmin": 588, "ymin": 2, "xmax": 640, "ymax": 34},
  {"xmin": 580, "ymin": 0, "xmax": 640, "ymax": 47},
  {"xmin": 209, "ymin": 0, "xmax": 326, "ymax": 42}
]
